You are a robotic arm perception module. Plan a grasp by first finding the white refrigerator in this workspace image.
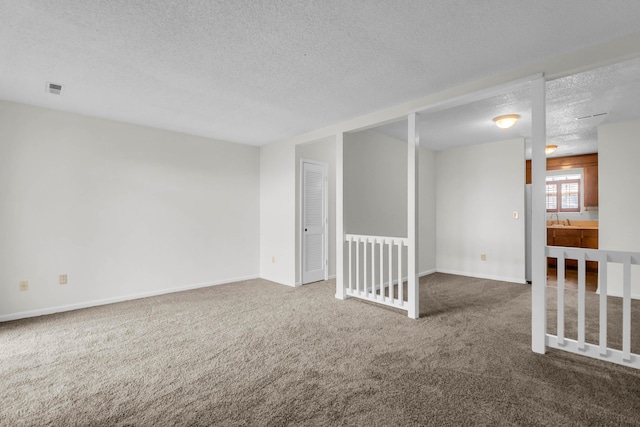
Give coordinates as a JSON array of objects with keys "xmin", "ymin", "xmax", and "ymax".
[{"xmin": 525, "ymin": 184, "xmax": 532, "ymax": 283}]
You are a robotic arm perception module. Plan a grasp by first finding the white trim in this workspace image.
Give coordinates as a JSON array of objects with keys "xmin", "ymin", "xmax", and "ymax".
[
  {"xmin": 595, "ymin": 289, "xmax": 640, "ymax": 300},
  {"xmin": 335, "ymin": 133, "xmax": 346, "ymax": 300},
  {"xmin": 382, "ymin": 269, "xmax": 437, "ymax": 288},
  {"xmin": 531, "ymin": 76, "xmax": 548, "ymax": 354},
  {"xmin": 546, "ymin": 335, "xmax": 640, "ymax": 370},
  {"xmin": 345, "ymin": 288, "xmax": 406, "ymax": 310},
  {"xmin": 420, "ymin": 269, "xmax": 437, "ymax": 277},
  {"xmin": 436, "ymin": 269, "xmax": 527, "ymax": 285},
  {"xmin": 300, "ymin": 158, "xmax": 329, "ymax": 285},
  {"xmin": 324, "ymin": 171, "xmax": 329, "ymax": 282},
  {"xmin": 0, "ymin": 274, "xmax": 259, "ymax": 322},
  {"xmin": 546, "ymin": 168, "xmax": 586, "ymax": 213},
  {"xmin": 277, "ymin": 280, "xmax": 297, "ymax": 288},
  {"xmin": 407, "ymin": 113, "xmax": 419, "ymax": 319},
  {"xmin": 410, "ymin": 73, "xmax": 542, "ymax": 115}
]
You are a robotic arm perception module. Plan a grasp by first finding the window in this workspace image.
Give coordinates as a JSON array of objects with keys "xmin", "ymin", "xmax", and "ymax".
[{"xmin": 546, "ymin": 174, "xmax": 581, "ymax": 212}]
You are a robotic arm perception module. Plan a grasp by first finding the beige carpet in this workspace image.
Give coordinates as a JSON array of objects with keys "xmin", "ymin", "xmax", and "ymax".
[{"xmin": 1, "ymin": 273, "xmax": 639, "ymax": 426}]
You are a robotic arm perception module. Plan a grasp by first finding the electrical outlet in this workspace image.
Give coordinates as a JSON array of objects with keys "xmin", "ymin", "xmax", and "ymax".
[
  {"xmin": 480, "ymin": 253, "xmax": 487, "ymax": 261},
  {"xmin": 19, "ymin": 280, "xmax": 28, "ymax": 291},
  {"xmin": 59, "ymin": 274, "xmax": 67, "ymax": 285},
  {"xmin": 272, "ymin": 256, "xmax": 275, "ymax": 264},
  {"xmin": 513, "ymin": 211, "xmax": 519, "ymax": 220}
]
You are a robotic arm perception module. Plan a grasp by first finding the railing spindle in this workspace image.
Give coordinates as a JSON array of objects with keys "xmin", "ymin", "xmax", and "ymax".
[
  {"xmin": 578, "ymin": 252, "xmax": 586, "ymax": 351},
  {"xmin": 379, "ymin": 239, "xmax": 384, "ymax": 301},
  {"xmin": 363, "ymin": 239, "xmax": 368, "ymax": 296},
  {"xmin": 387, "ymin": 241, "xmax": 392, "ymax": 302},
  {"xmin": 371, "ymin": 239, "xmax": 376, "ymax": 297},
  {"xmin": 348, "ymin": 237, "xmax": 353, "ymax": 292},
  {"xmin": 557, "ymin": 251, "xmax": 565, "ymax": 346},
  {"xmin": 599, "ymin": 252, "xmax": 608, "ymax": 356},
  {"xmin": 623, "ymin": 255, "xmax": 632, "ymax": 362},
  {"xmin": 356, "ymin": 238, "xmax": 360, "ymax": 293},
  {"xmin": 398, "ymin": 241, "xmax": 403, "ymax": 304}
]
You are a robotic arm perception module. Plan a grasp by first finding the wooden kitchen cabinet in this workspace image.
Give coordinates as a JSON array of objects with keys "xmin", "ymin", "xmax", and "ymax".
[
  {"xmin": 526, "ymin": 153, "xmax": 598, "ymax": 209},
  {"xmin": 547, "ymin": 228, "xmax": 580, "ymax": 269},
  {"xmin": 581, "ymin": 229, "xmax": 598, "ymax": 248},
  {"xmin": 584, "ymin": 166, "xmax": 598, "ymax": 208},
  {"xmin": 553, "ymin": 229, "xmax": 582, "ymax": 247},
  {"xmin": 582, "ymin": 229, "xmax": 599, "ymax": 271},
  {"xmin": 547, "ymin": 227, "xmax": 598, "ymax": 271},
  {"xmin": 547, "ymin": 229, "xmax": 557, "ymax": 268}
]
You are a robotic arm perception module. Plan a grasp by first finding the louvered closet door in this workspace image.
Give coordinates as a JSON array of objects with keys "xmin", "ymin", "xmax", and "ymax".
[{"xmin": 302, "ymin": 161, "xmax": 327, "ymax": 284}]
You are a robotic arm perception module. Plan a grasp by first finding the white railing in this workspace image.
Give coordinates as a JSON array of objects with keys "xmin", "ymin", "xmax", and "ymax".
[
  {"xmin": 345, "ymin": 234, "xmax": 409, "ymax": 312},
  {"xmin": 546, "ymin": 246, "xmax": 640, "ymax": 369}
]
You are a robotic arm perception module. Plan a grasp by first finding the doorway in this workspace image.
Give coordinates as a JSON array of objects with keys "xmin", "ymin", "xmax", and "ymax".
[{"xmin": 301, "ymin": 160, "xmax": 328, "ymax": 284}]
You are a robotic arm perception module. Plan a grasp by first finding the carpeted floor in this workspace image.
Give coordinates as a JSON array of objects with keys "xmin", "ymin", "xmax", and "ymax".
[{"xmin": 1, "ymin": 273, "xmax": 639, "ymax": 426}]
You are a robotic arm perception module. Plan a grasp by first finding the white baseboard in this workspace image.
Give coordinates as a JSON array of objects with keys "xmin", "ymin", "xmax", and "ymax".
[
  {"xmin": 278, "ymin": 281, "xmax": 297, "ymax": 288},
  {"xmin": 0, "ymin": 274, "xmax": 260, "ymax": 322},
  {"xmin": 420, "ymin": 269, "xmax": 437, "ymax": 277},
  {"xmin": 436, "ymin": 269, "xmax": 526, "ymax": 285}
]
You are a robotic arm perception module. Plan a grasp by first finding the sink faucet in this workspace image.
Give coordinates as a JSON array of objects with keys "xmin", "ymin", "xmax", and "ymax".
[{"xmin": 550, "ymin": 213, "xmax": 559, "ymax": 225}]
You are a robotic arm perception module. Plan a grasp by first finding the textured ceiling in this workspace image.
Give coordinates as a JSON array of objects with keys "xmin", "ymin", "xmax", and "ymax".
[
  {"xmin": 372, "ymin": 57, "xmax": 640, "ymax": 158},
  {"xmin": 2, "ymin": 1, "xmax": 640, "ymax": 146}
]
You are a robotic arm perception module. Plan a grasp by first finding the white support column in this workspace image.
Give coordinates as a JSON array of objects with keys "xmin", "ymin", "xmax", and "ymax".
[
  {"xmin": 335, "ymin": 132, "xmax": 346, "ymax": 300},
  {"xmin": 531, "ymin": 77, "xmax": 547, "ymax": 353},
  {"xmin": 407, "ymin": 113, "xmax": 419, "ymax": 319}
]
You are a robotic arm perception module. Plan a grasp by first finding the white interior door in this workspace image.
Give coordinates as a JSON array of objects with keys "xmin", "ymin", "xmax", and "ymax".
[{"xmin": 302, "ymin": 161, "xmax": 327, "ymax": 284}]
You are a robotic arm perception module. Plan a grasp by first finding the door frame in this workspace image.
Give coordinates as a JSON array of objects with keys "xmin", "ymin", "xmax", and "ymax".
[{"xmin": 299, "ymin": 158, "xmax": 329, "ymax": 285}]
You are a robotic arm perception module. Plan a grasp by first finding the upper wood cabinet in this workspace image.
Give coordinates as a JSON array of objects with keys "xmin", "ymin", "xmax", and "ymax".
[
  {"xmin": 583, "ymin": 165, "xmax": 598, "ymax": 207},
  {"xmin": 525, "ymin": 153, "xmax": 598, "ymax": 208}
]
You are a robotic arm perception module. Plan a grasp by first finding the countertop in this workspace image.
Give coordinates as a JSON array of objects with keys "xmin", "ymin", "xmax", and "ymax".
[
  {"xmin": 547, "ymin": 225, "xmax": 599, "ymax": 230},
  {"xmin": 546, "ymin": 220, "xmax": 598, "ymax": 230}
]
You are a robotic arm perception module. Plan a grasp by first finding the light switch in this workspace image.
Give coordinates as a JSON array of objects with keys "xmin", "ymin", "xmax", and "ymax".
[{"xmin": 513, "ymin": 211, "xmax": 519, "ymax": 220}]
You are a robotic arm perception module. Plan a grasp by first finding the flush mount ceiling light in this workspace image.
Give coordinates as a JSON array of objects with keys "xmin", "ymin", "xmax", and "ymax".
[
  {"xmin": 493, "ymin": 114, "xmax": 520, "ymax": 129},
  {"xmin": 545, "ymin": 145, "xmax": 558, "ymax": 155}
]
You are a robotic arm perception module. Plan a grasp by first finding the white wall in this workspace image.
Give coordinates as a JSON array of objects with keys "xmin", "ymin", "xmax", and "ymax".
[
  {"xmin": 344, "ymin": 130, "xmax": 436, "ymax": 275},
  {"xmin": 259, "ymin": 139, "xmax": 297, "ymax": 286},
  {"xmin": 0, "ymin": 100, "xmax": 260, "ymax": 320},
  {"xmin": 598, "ymin": 118, "xmax": 640, "ymax": 298},
  {"xmin": 295, "ymin": 137, "xmax": 336, "ymax": 285},
  {"xmin": 436, "ymin": 138, "xmax": 525, "ymax": 283},
  {"xmin": 256, "ymin": 38, "xmax": 640, "ymax": 290},
  {"xmin": 419, "ymin": 146, "xmax": 437, "ymax": 276},
  {"xmin": 345, "ymin": 131, "xmax": 407, "ymax": 237}
]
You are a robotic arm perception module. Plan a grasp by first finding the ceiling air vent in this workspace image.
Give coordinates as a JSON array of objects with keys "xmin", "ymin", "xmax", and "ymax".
[
  {"xmin": 46, "ymin": 82, "xmax": 63, "ymax": 95},
  {"xmin": 575, "ymin": 112, "xmax": 608, "ymax": 120}
]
